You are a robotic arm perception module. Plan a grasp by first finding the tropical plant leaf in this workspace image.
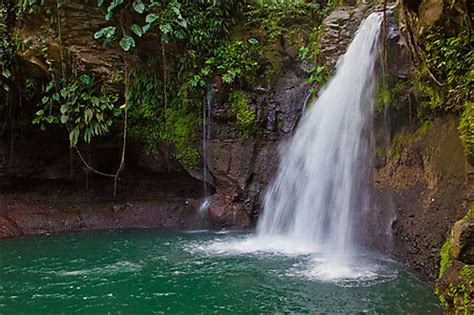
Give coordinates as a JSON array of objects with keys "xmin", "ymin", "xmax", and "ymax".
[
  {"xmin": 60, "ymin": 114, "xmax": 69, "ymax": 124},
  {"xmin": 79, "ymin": 74, "xmax": 92, "ymax": 85},
  {"xmin": 69, "ymin": 127, "xmax": 79, "ymax": 147},
  {"xmin": 131, "ymin": 24, "xmax": 143, "ymax": 37},
  {"xmin": 94, "ymin": 26, "xmax": 116, "ymax": 39},
  {"xmin": 145, "ymin": 13, "xmax": 160, "ymax": 23},
  {"xmin": 142, "ymin": 23, "xmax": 151, "ymax": 33},
  {"xmin": 119, "ymin": 35, "xmax": 136, "ymax": 51},
  {"xmin": 132, "ymin": 0, "xmax": 145, "ymax": 14}
]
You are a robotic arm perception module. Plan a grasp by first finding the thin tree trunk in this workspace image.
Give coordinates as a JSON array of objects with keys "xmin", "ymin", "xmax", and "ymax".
[
  {"xmin": 57, "ymin": 0, "xmax": 66, "ymax": 79},
  {"xmin": 114, "ymin": 58, "xmax": 130, "ymax": 197}
]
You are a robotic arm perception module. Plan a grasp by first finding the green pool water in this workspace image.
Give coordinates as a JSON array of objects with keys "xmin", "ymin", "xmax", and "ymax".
[{"xmin": 0, "ymin": 230, "xmax": 442, "ymax": 314}]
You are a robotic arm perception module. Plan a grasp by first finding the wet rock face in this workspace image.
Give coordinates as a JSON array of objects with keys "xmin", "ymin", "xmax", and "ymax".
[
  {"xmin": 205, "ymin": 57, "xmax": 311, "ymax": 222},
  {"xmin": 206, "ymin": 195, "xmax": 252, "ymax": 229},
  {"xmin": 317, "ymin": 6, "xmax": 368, "ymax": 72},
  {"xmin": 16, "ymin": 0, "xmax": 128, "ymax": 82},
  {"xmin": 0, "ymin": 197, "xmax": 201, "ymax": 238},
  {"xmin": 451, "ymin": 217, "xmax": 474, "ymax": 265},
  {"xmin": 271, "ymin": 68, "xmax": 309, "ymax": 134},
  {"xmin": 386, "ymin": 11, "xmax": 414, "ymax": 79},
  {"xmin": 206, "ymin": 138, "xmax": 282, "ymax": 223},
  {"xmin": 372, "ymin": 117, "xmax": 471, "ymax": 280}
]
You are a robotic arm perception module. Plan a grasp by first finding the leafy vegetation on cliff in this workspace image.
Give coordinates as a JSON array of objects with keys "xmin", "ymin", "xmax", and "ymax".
[
  {"xmin": 0, "ymin": 0, "xmax": 328, "ymax": 173},
  {"xmin": 376, "ymin": 0, "xmax": 473, "ymax": 161},
  {"xmin": 415, "ymin": 25, "xmax": 473, "ymax": 156}
]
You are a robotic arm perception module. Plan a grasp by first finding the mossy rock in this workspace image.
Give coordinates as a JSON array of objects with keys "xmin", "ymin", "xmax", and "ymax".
[
  {"xmin": 451, "ymin": 212, "xmax": 474, "ymax": 265},
  {"xmin": 436, "ymin": 207, "xmax": 474, "ymax": 313}
]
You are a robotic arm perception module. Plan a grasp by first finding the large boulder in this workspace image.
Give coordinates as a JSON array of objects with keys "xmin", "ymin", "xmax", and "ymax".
[{"xmin": 451, "ymin": 214, "xmax": 474, "ymax": 264}]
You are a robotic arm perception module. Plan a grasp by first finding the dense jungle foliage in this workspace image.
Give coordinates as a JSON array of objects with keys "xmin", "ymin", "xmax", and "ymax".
[
  {"xmin": 375, "ymin": 0, "xmax": 473, "ymax": 159},
  {"xmin": 1, "ymin": 0, "xmax": 334, "ymax": 170},
  {"xmin": 0, "ymin": 0, "xmax": 472, "ymax": 170}
]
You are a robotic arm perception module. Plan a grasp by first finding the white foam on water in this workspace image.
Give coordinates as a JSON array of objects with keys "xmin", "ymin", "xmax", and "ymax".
[
  {"xmin": 288, "ymin": 254, "xmax": 398, "ymax": 287},
  {"xmin": 56, "ymin": 261, "xmax": 142, "ymax": 277},
  {"xmin": 186, "ymin": 235, "xmax": 319, "ymax": 256},
  {"xmin": 186, "ymin": 234, "xmax": 397, "ymax": 287}
]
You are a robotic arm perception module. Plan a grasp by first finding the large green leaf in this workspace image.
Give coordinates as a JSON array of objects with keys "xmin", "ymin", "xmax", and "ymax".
[
  {"xmin": 105, "ymin": 0, "xmax": 124, "ymax": 21},
  {"xmin": 94, "ymin": 26, "xmax": 116, "ymax": 39},
  {"xmin": 160, "ymin": 23, "xmax": 172, "ymax": 35},
  {"xmin": 132, "ymin": 0, "xmax": 145, "ymax": 14},
  {"xmin": 119, "ymin": 35, "xmax": 136, "ymax": 51},
  {"xmin": 79, "ymin": 74, "xmax": 92, "ymax": 85},
  {"xmin": 2, "ymin": 69, "xmax": 12, "ymax": 79},
  {"xmin": 142, "ymin": 23, "xmax": 151, "ymax": 34},
  {"xmin": 60, "ymin": 114, "xmax": 69, "ymax": 124},
  {"xmin": 145, "ymin": 13, "xmax": 160, "ymax": 23},
  {"xmin": 177, "ymin": 19, "xmax": 187, "ymax": 28},
  {"xmin": 84, "ymin": 108, "xmax": 93, "ymax": 123},
  {"xmin": 60, "ymin": 104, "xmax": 68, "ymax": 114},
  {"xmin": 69, "ymin": 127, "xmax": 80, "ymax": 147},
  {"xmin": 131, "ymin": 24, "xmax": 143, "ymax": 37}
]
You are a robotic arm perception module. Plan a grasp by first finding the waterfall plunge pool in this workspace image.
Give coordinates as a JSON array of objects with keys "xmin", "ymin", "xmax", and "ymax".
[{"xmin": 1, "ymin": 230, "xmax": 441, "ymax": 313}]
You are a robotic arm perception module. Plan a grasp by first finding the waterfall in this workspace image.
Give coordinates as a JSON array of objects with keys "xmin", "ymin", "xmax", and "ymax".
[
  {"xmin": 199, "ymin": 87, "xmax": 214, "ymax": 221},
  {"xmin": 257, "ymin": 13, "xmax": 383, "ymax": 254}
]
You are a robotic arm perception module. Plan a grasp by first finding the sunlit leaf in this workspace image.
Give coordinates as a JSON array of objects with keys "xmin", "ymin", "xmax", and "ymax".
[
  {"xmin": 79, "ymin": 74, "xmax": 92, "ymax": 85},
  {"xmin": 132, "ymin": 0, "xmax": 145, "ymax": 14},
  {"xmin": 60, "ymin": 114, "xmax": 69, "ymax": 124},
  {"xmin": 131, "ymin": 24, "xmax": 143, "ymax": 37},
  {"xmin": 94, "ymin": 26, "xmax": 116, "ymax": 39},
  {"xmin": 119, "ymin": 35, "xmax": 136, "ymax": 51},
  {"xmin": 145, "ymin": 13, "xmax": 160, "ymax": 23}
]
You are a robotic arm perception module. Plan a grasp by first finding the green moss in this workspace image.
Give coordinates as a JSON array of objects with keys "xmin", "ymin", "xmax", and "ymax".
[
  {"xmin": 435, "ymin": 286, "xmax": 448, "ymax": 308},
  {"xmin": 128, "ymin": 71, "xmax": 163, "ymax": 154},
  {"xmin": 375, "ymin": 85, "xmax": 391, "ymax": 114},
  {"xmin": 459, "ymin": 101, "xmax": 474, "ymax": 158},
  {"xmin": 460, "ymin": 265, "xmax": 473, "ymax": 278},
  {"xmin": 449, "ymin": 273, "xmax": 473, "ymax": 315},
  {"xmin": 375, "ymin": 77, "xmax": 410, "ymax": 115},
  {"xmin": 439, "ymin": 237, "xmax": 453, "ymax": 279},
  {"xmin": 277, "ymin": 118, "xmax": 285, "ymax": 131},
  {"xmin": 465, "ymin": 206, "xmax": 474, "ymax": 220},
  {"xmin": 162, "ymin": 102, "xmax": 200, "ymax": 168},
  {"xmin": 262, "ymin": 44, "xmax": 284, "ymax": 82},
  {"xmin": 393, "ymin": 7, "xmax": 400, "ymax": 25},
  {"xmin": 128, "ymin": 70, "xmax": 200, "ymax": 168},
  {"xmin": 436, "ymin": 217, "xmax": 474, "ymax": 313},
  {"xmin": 388, "ymin": 121, "xmax": 431, "ymax": 156},
  {"xmin": 229, "ymin": 90, "xmax": 260, "ymax": 139}
]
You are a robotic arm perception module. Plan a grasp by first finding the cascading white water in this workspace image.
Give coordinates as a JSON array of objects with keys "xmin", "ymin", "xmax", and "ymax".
[
  {"xmin": 199, "ymin": 87, "xmax": 214, "ymax": 221},
  {"xmin": 257, "ymin": 13, "xmax": 383, "ymax": 254}
]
